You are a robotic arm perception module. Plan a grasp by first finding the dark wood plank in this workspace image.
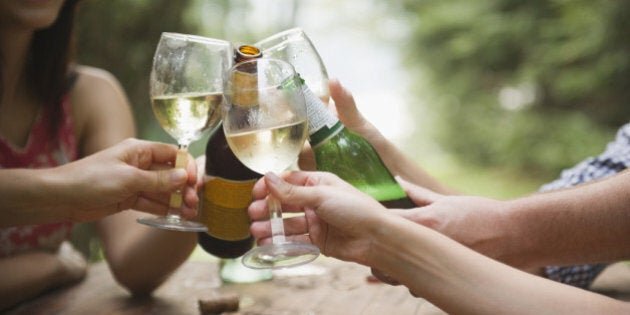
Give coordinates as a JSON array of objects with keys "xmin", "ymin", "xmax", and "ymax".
[
  {"xmin": 7, "ymin": 258, "xmax": 628, "ymax": 315},
  {"xmin": 4, "ymin": 257, "xmax": 429, "ymax": 315}
]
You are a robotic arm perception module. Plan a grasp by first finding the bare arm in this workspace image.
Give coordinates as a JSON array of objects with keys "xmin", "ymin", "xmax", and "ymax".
[
  {"xmin": 0, "ymin": 140, "xmax": 194, "ymax": 227},
  {"xmin": 0, "ymin": 168, "xmax": 78, "ymax": 226},
  {"xmin": 371, "ymin": 214, "xmax": 630, "ymax": 315},
  {"xmin": 398, "ymin": 170, "xmax": 630, "ymax": 270},
  {"xmin": 250, "ymin": 171, "xmax": 630, "ymax": 314},
  {"xmin": 506, "ymin": 169, "xmax": 630, "ymax": 267},
  {"xmin": 72, "ymin": 67, "xmax": 197, "ymax": 294},
  {"xmin": 0, "ymin": 243, "xmax": 86, "ymax": 311},
  {"xmin": 97, "ymin": 213, "xmax": 197, "ymax": 294}
]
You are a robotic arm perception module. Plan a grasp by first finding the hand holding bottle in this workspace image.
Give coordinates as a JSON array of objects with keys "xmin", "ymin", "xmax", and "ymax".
[
  {"xmin": 312, "ymin": 79, "xmax": 454, "ymax": 196},
  {"xmin": 298, "ymin": 78, "xmax": 383, "ymax": 171},
  {"xmin": 328, "ymin": 79, "xmax": 383, "ymax": 143}
]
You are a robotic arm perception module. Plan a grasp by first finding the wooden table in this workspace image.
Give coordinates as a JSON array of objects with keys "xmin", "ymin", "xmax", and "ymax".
[
  {"xmin": 4, "ymin": 256, "xmax": 439, "ymax": 315},
  {"xmin": 5, "ymin": 257, "xmax": 630, "ymax": 315}
]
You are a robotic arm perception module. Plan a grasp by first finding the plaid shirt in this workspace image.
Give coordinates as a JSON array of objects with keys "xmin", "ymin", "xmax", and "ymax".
[{"xmin": 540, "ymin": 122, "xmax": 630, "ymax": 288}]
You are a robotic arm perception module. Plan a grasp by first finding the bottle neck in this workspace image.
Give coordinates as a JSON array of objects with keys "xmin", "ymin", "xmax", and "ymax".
[
  {"xmin": 301, "ymin": 84, "xmax": 344, "ymax": 148},
  {"xmin": 230, "ymin": 45, "xmax": 262, "ymax": 108},
  {"xmin": 234, "ymin": 45, "xmax": 262, "ymax": 64},
  {"xmin": 310, "ymin": 121, "xmax": 344, "ymax": 149},
  {"xmin": 233, "ymin": 46, "xmax": 341, "ymax": 148}
]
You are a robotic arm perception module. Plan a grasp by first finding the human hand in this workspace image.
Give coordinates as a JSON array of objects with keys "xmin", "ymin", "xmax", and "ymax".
[
  {"xmin": 367, "ymin": 178, "xmax": 513, "ymax": 285},
  {"xmin": 394, "ymin": 177, "xmax": 516, "ymax": 265},
  {"xmin": 327, "ymin": 79, "xmax": 380, "ymax": 139},
  {"xmin": 249, "ymin": 171, "xmax": 388, "ymax": 265},
  {"xmin": 56, "ymin": 138, "xmax": 199, "ymax": 222}
]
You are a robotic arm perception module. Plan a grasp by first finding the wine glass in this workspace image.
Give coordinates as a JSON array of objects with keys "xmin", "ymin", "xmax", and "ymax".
[
  {"xmin": 222, "ymin": 58, "xmax": 320, "ymax": 269},
  {"xmin": 137, "ymin": 32, "xmax": 231, "ymax": 232},
  {"xmin": 256, "ymin": 28, "xmax": 330, "ymax": 103},
  {"xmin": 256, "ymin": 28, "xmax": 330, "ymax": 171}
]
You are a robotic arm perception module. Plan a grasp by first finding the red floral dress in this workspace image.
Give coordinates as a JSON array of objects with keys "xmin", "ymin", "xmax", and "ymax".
[{"xmin": 0, "ymin": 97, "xmax": 78, "ymax": 257}]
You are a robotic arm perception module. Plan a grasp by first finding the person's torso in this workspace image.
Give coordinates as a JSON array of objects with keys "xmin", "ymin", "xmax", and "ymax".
[
  {"xmin": 540, "ymin": 121, "xmax": 630, "ymax": 192},
  {"xmin": 0, "ymin": 96, "xmax": 78, "ymax": 257}
]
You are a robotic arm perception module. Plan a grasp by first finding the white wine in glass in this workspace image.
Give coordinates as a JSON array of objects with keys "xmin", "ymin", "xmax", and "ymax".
[
  {"xmin": 223, "ymin": 58, "xmax": 320, "ymax": 269},
  {"xmin": 151, "ymin": 92, "xmax": 223, "ymax": 146},
  {"xmin": 137, "ymin": 32, "xmax": 231, "ymax": 232},
  {"xmin": 226, "ymin": 121, "xmax": 308, "ymax": 174}
]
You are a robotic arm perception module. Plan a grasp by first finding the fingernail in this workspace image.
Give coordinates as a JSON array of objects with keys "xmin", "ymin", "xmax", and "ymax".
[
  {"xmin": 265, "ymin": 172, "xmax": 281, "ymax": 185},
  {"xmin": 171, "ymin": 169, "xmax": 187, "ymax": 182}
]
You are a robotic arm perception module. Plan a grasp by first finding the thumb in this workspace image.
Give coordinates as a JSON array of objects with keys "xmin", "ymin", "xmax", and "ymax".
[
  {"xmin": 135, "ymin": 168, "xmax": 188, "ymax": 193},
  {"xmin": 395, "ymin": 176, "xmax": 442, "ymax": 206},
  {"xmin": 264, "ymin": 172, "xmax": 319, "ymax": 209},
  {"xmin": 329, "ymin": 79, "xmax": 366, "ymax": 128}
]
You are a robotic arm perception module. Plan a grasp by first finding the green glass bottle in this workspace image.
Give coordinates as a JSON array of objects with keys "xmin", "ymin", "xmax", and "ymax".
[{"xmin": 302, "ymin": 85, "xmax": 415, "ymax": 208}]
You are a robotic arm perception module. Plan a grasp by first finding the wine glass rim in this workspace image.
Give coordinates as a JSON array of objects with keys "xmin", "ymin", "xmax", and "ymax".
[
  {"xmin": 255, "ymin": 27, "xmax": 305, "ymax": 44},
  {"xmin": 254, "ymin": 28, "xmax": 310, "ymax": 51},
  {"xmin": 160, "ymin": 32, "xmax": 231, "ymax": 47}
]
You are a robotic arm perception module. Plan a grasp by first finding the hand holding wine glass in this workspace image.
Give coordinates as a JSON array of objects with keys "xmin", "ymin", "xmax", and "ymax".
[
  {"xmin": 222, "ymin": 58, "xmax": 320, "ymax": 269},
  {"xmin": 137, "ymin": 32, "xmax": 231, "ymax": 232}
]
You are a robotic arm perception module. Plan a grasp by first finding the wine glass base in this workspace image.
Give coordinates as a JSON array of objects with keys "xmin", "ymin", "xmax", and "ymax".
[
  {"xmin": 242, "ymin": 243, "xmax": 320, "ymax": 270},
  {"xmin": 136, "ymin": 216, "xmax": 207, "ymax": 232}
]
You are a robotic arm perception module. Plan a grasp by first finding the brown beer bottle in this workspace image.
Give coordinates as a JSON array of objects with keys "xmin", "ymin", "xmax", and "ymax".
[{"xmin": 197, "ymin": 45, "xmax": 263, "ymax": 258}]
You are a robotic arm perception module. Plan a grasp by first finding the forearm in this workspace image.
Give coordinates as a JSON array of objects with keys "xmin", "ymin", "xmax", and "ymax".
[
  {"xmin": 0, "ymin": 168, "xmax": 74, "ymax": 226},
  {"xmin": 505, "ymin": 170, "xmax": 630, "ymax": 267},
  {"xmin": 0, "ymin": 251, "xmax": 68, "ymax": 310},
  {"xmin": 369, "ymin": 215, "xmax": 629, "ymax": 314},
  {"xmin": 98, "ymin": 213, "xmax": 197, "ymax": 294}
]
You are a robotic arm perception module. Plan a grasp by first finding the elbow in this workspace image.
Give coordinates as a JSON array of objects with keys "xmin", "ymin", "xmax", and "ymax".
[
  {"xmin": 126, "ymin": 284, "xmax": 160, "ymax": 297},
  {"xmin": 109, "ymin": 267, "xmax": 169, "ymax": 296},
  {"xmin": 122, "ymin": 281, "xmax": 160, "ymax": 297}
]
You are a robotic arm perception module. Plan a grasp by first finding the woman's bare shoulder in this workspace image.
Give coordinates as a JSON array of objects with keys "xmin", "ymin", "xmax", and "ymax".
[
  {"xmin": 68, "ymin": 65, "xmax": 134, "ymax": 148},
  {"xmin": 72, "ymin": 65, "xmax": 123, "ymax": 93}
]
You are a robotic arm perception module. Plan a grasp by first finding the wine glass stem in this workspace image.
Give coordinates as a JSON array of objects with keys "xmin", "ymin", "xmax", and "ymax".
[
  {"xmin": 167, "ymin": 144, "xmax": 189, "ymax": 218},
  {"xmin": 268, "ymin": 196, "xmax": 287, "ymax": 244}
]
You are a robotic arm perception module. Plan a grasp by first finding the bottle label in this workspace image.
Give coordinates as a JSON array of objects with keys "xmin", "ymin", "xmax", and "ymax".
[
  {"xmin": 302, "ymin": 84, "xmax": 344, "ymax": 148},
  {"xmin": 201, "ymin": 176, "xmax": 256, "ymax": 241}
]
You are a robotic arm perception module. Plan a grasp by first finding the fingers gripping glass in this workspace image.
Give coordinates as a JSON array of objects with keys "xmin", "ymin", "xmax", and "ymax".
[
  {"xmin": 137, "ymin": 33, "xmax": 231, "ymax": 232},
  {"xmin": 223, "ymin": 59, "xmax": 320, "ymax": 269}
]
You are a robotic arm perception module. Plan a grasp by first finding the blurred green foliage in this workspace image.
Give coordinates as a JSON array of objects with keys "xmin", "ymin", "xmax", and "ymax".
[{"xmin": 396, "ymin": 0, "xmax": 628, "ymax": 175}]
